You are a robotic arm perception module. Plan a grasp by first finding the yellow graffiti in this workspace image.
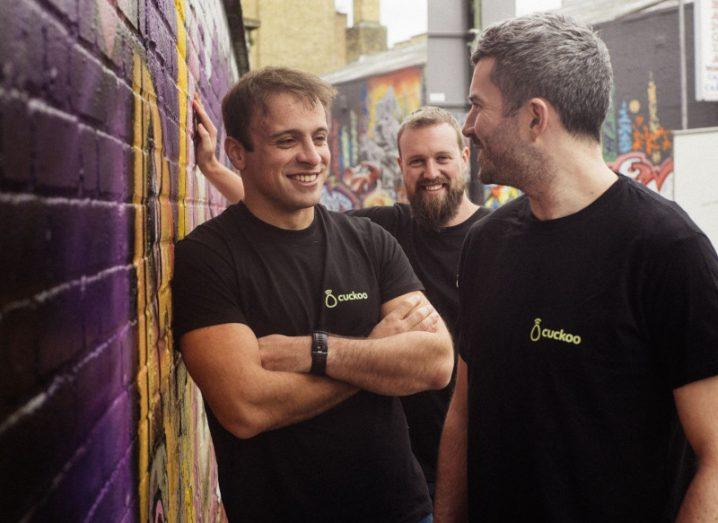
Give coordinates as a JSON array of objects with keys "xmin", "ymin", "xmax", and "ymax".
[
  {"xmin": 132, "ymin": 51, "xmax": 176, "ymax": 523},
  {"xmin": 632, "ymin": 74, "xmax": 672, "ymax": 165},
  {"xmin": 132, "ymin": 13, "xmax": 223, "ymax": 517},
  {"xmin": 176, "ymin": 0, "xmax": 189, "ymax": 240}
]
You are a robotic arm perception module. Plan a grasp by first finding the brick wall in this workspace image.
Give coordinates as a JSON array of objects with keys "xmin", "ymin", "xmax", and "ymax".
[
  {"xmin": 244, "ymin": 0, "xmax": 348, "ymax": 74},
  {"xmin": 0, "ymin": 0, "xmax": 237, "ymax": 520}
]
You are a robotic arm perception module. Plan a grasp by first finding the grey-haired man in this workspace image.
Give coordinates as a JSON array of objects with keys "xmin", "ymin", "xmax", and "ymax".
[{"xmin": 435, "ymin": 13, "xmax": 718, "ymax": 522}]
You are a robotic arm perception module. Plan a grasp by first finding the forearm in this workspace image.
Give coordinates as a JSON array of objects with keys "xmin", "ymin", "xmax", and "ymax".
[
  {"xmin": 676, "ymin": 458, "xmax": 718, "ymax": 522},
  {"xmin": 327, "ymin": 330, "xmax": 453, "ymax": 395},
  {"xmin": 434, "ymin": 407, "xmax": 468, "ymax": 522},
  {"xmin": 201, "ymin": 160, "xmax": 244, "ymax": 203},
  {"xmin": 233, "ymin": 370, "xmax": 357, "ymax": 438},
  {"xmin": 434, "ymin": 360, "xmax": 469, "ymax": 522}
]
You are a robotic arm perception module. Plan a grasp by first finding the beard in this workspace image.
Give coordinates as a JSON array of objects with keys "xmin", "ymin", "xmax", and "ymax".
[
  {"xmin": 478, "ymin": 127, "xmax": 548, "ymax": 191},
  {"xmin": 409, "ymin": 176, "xmax": 466, "ymax": 232}
]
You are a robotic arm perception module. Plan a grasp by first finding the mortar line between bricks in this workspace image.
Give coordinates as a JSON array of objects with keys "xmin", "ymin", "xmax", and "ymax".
[
  {"xmin": 0, "ymin": 191, "xmax": 133, "ymax": 208},
  {"xmin": 28, "ymin": 0, "xmax": 145, "ymax": 80},
  {"xmin": 0, "ymin": 263, "xmax": 134, "ymax": 318},
  {"xmin": 83, "ymin": 433, "xmax": 138, "ymax": 523},
  {"xmin": 17, "ymin": 389, "xmax": 139, "ymax": 523},
  {"xmin": 0, "ymin": 321, "xmax": 135, "ymax": 437}
]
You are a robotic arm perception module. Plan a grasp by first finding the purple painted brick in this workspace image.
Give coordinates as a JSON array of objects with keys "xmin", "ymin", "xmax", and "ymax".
[
  {"xmin": 1, "ymin": 1, "xmax": 45, "ymax": 92},
  {"xmin": 87, "ymin": 442, "xmax": 135, "ymax": 523},
  {"xmin": 115, "ymin": 22, "xmax": 139, "ymax": 84},
  {"xmin": 138, "ymin": 0, "xmax": 147, "ymax": 40},
  {"xmin": 77, "ymin": 0, "xmax": 98, "ymax": 46},
  {"xmin": 44, "ymin": 202, "xmax": 91, "ymax": 283},
  {"xmin": 96, "ymin": 0, "xmax": 121, "ymax": 65},
  {"xmin": 47, "ymin": 0, "xmax": 79, "ymax": 24},
  {"xmin": 152, "ymin": 0, "xmax": 176, "ymax": 39},
  {"xmin": 82, "ymin": 267, "xmax": 133, "ymax": 351},
  {"xmin": 36, "ymin": 284, "xmax": 84, "ymax": 378},
  {"xmin": 98, "ymin": 134, "xmax": 131, "ymax": 201},
  {"xmin": 0, "ymin": 93, "xmax": 33, "ymax": 186},
  {"xmin": 70, "ymin": 203, "xmax": 132, "ymax": 280},
  {"xmin": 80, "ymin": 125, "xmax": 99, "ymax": 194},
  {"xmin": 73, "ymin": 338, "xmax": 114, "ymax": 432},
  {"xmin": 105, "ymin": 79, "xmax": 133, "ymax": 144},
  {"xmin": 0, "ymin": 201, "xmax": 52, "ymax": 306},
  {"xmin": 120, "ymin": 498, "xmax": 140, "ymax": 523},
  {"xmin": 32, "ymin": 105, "xmax": 80, "ymax": 193},
  {"xmin": 69, "ymin": 45, "xmax": 105, "ymax": 122},
  {"xmin": 43, "ymin": 17, "xmax": 73, "ymax": 109},
  {"xmin": 120, "ymin": 322, "xmax": 139, "ymax": 388},
  {"xmin": 86, "ymin": 203, "xmax": 133, "ymax": 270},
  {"xmin": 94, "ymin": 388, "xmax": 134, "ymax": 481},
  {"xmin": 0, "ymin": 377, "xmax": 78, "ymax": 521},
  {"xmin": 0, "ymin": 305, "xmax": 39, "ymax": 419},
  {"xmin": 165, "ymin": 116, "xmax": 180, "ymax": 164},
  {"xmin": 30, "ymin": 444, "xmax": 99, "ymax": 523}
]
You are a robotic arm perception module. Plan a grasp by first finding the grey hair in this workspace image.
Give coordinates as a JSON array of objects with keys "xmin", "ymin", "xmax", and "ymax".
[
  {"xmin": 396, "ymin": 106, "xmax": 464, "ymax": 155},
  {"xmin": 471, "ymin": 13, "xmax": 613, "ymax": 142}
]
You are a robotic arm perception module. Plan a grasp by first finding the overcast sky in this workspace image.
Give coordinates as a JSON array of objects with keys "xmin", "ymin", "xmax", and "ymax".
[{"xmin": 334, "ymin": 0, "xmax": 562, "ymax": 48}]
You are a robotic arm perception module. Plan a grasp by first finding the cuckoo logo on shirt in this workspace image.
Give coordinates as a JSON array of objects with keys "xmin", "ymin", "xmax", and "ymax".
[
  {"xmin": 530, "ymin": 318, "xmax": 582, "ymax": 345},
  {"xmin": 324, "ymin": 289, "xmax": 369, "ymax": 309}
]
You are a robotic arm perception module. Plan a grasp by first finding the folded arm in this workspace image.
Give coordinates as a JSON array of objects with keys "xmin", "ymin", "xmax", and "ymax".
[
  {"xmin": 258, "ymin": 291, "xmax": 454, "ymax": 396},
  {"xmin": 675, "ymin": 374, "xmax": 718, "ymax": 522},
  {"xmin": 180, "ymin": 322, "xmax": 357, "ymax": 439}
]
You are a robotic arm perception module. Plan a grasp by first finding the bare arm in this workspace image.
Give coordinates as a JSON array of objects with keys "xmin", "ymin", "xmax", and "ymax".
[
  {"xmin": 258, "ymin": 291, "xmax": 454, "ymax": 396},
  {"xmin": 675, "ymin": 374, "xmax": 718, "ymax": 522},
  {"xmin": 434, "ymin": 357, "xmax": 469, "ymax": 523},
  {"xmin": 193, "ymin": 96, "xmax": 244, "ymax": 203},
  {"xmin": 181, "ymin": 322, "xmax": 357, "ymax": 440}
]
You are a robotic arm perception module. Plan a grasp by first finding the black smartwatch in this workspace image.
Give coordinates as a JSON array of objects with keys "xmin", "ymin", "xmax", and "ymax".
[{"xmin": 310, "ymin": 330, "xmax": 329, "ymax": 376}]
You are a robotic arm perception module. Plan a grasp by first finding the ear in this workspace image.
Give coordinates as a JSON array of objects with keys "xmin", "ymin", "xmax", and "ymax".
[
  {"xmin": 225, "ymin": 137, "xmax": 247, "ymax": 171},
  {"xmin": 461, "ymin": 145, "xmax": 470, "ymax": 166},
  {"xmin": 396, "ymin": 154, "xmax": 403, "ymax": 171},
  {"xmin": 526, "ymin": 98, "xmax": 549, "ymax": 139}
]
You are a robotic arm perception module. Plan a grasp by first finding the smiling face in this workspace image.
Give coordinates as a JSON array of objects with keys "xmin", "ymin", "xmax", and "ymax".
[
  {"xmin": 398, "ymin": 122, "xmax": 469, "ymax": 230},
  {"xmin": 463, "ymin": 57, "xmax": 534, "ymax": 189},
  {"xmin": 230, "ymin": 92, "xmax": 330, "ymax": 228}
]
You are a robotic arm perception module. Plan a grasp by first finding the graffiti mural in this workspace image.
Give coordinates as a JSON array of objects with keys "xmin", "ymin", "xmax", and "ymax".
[
  {"xmin": 604, "ymin": 73, "xmax": 674, "ymax": 197},
  {"xmin": 324, "ymin": 66, "xmax": 423, "ymax": 210},
  {"xmin": 131, "ymin": 0, "xmax": 235, "ymax": 521}
]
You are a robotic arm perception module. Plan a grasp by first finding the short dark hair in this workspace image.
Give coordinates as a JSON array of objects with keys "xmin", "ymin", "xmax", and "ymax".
[
  {"xmin": 222, "ymin": 66, "xmax": 336, "ymax": 151},
  {"xmin": 396, "ymin": 106, "xmax": 464, "ymax": 156},
  {"xmin": 471, "ymin": 13, "xmax": 613, "ymax": 142}
]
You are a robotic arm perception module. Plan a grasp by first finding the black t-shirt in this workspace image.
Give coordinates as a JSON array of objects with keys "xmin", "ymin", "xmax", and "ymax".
[
  {"xmin": 172, "ymin": 203, "xmax": 431, "ymax": 522},
  {"xmin": 457, "ymin": 175, "xmax": 718, "ymax": 522},
  {"xmin": 351, "ymin": 203, "xmax": 490, "ymax": 483}
]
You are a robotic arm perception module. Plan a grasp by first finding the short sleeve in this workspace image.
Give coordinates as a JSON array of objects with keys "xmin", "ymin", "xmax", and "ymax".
[
  {"xmin": 172, "ymin": 237, "xmax": 247, "ymax": 342},
  {"xmin": 649, "ymin": 233, "xmax": 718, "ymax": 388},
  {"xmin": 348, "ymin": 205, "xmax": 400, "ymax": 236},
  {"xmin": 369, "ymin": 223, "xmax": 423, "ymax": 303}
]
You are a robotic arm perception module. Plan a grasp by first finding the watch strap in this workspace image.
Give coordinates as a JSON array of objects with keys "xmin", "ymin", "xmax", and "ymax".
[{"xmin": 310, "ymin": 330, "xmax": 329, "ymax": 376}]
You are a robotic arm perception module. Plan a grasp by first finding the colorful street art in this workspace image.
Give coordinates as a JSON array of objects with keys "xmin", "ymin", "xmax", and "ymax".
[
  {"xmin": 604, "ymin": 74, "xmax": 674, "ymax": 198},
  {"xmin": 101, "ymin": 0, "xmax": 235, "ymax": 520},
  {"xmin": 324, "ymin": 66, "xmax": 423, "ymax": 210},
  {"xmin": 129, "ymin": 0, "xmax": 233, "ymax": 520},
  {"xmin": 483, "ymin": 185, "xmax": 521, "ymax": 209}
]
